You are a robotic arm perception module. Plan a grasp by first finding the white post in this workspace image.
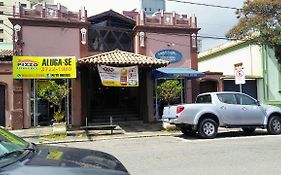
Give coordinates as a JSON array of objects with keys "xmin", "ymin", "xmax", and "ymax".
[{"xmin": 239, "ymin": 84, "xmax": 242, "ymax": 93}]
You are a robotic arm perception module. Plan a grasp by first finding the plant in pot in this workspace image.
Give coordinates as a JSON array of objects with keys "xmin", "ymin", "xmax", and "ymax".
[
  {"xmin": 157, "ymin": 79, "xmax": 182, "ymax": 130},
  {"xmin": 157, "ymin": 79, "xmax": 182, "ymax": 105},
  {"xmin": 38, "ymin": 80, "xmax": 69, "ymax": 134},
  {"xmin": 157, "ymin": 79, "xmax": 182, "ymax": 115}
]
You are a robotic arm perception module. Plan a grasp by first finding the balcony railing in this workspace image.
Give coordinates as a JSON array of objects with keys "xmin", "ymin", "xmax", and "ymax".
[
  {"xmin": 12, "ymin": 2, "xmax": 86, "ymax": 22},
  {"xmin": 138, "ymin": 10, "xmax": 197, "ymax": 28}
]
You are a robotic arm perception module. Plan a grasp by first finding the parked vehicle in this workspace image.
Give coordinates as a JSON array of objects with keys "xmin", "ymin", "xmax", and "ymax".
[
  {"xmin": 0, "ymin": 127, "xmax": 129, "ymax": 175},
  {"xmin": 162, "ymin": 105, "xmax": 178, "ymax": 121},
  {"xmin": 171, "ymin": 91, "xmax": 281, "ymax": 139}
]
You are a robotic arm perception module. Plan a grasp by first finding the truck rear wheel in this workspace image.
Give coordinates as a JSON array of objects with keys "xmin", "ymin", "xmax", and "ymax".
[{"xmin": 198, "ymin": 118, "xmax": 218, "ymax": 139}]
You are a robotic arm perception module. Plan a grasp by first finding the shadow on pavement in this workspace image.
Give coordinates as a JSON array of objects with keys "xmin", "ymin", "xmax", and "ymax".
[
  {"xmin": 117, "ymin": 121, "xmax": 163, "ymax": 132},
  {"xmin": 175, "ymin": 130, "xmax": 270, "ymax": 140}
]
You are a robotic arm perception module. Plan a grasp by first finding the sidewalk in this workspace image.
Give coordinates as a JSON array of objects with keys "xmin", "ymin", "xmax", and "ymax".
[
  {"xmin": 10, "ymin": 121, "xmax": 181, "ymax": 144},
  {"xmin": 9, "ymin": 121, "xmax": 253, "ymax": 144}
]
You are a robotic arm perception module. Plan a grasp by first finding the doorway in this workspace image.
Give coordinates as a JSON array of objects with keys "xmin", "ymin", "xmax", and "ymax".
[
  {"xmin": 86, "ymin": 70, "xmax": 140, "ymax": 123},
  {"xmin": 0, "ymin": 85, "xmax": 5, "ymax": 126}
]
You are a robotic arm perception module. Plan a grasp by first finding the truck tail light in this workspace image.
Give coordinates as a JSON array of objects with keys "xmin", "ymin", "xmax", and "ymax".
[{"xmin": 176, "ymin": 106, "xmax": 185, "ymax": 114}]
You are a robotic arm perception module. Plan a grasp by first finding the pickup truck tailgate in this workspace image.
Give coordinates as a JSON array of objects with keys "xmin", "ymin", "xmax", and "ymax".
[{"xmin": 162, "ymin": 105, "xmax": 177, "ymax": 120}]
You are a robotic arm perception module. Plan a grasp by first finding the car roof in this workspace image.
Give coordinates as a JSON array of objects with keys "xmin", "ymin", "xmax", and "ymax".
[{"xmin": 198, "ymin": 91, "xmax": 244, "ymax": 96}]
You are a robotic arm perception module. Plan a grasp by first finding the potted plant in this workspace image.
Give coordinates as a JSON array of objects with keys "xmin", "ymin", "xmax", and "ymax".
[
  {"xmin": 157, "ymin": 79, "xmax": 182, "ymax": 129},
  {"xmin": 157, "ymin": 79, "xmax": 182, "ymax": 107},
  {"xmin": 38, "ymin": 80, "xmax": 69, "ymax": 134}
]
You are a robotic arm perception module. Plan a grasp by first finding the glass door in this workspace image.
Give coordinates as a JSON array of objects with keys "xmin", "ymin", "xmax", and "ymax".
[{"xmin": 31, "ymin": 80, "xmax": 71, "ymax": 127}]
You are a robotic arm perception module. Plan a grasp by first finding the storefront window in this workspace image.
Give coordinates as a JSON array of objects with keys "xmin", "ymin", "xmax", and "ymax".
[{"xmin": 30, "ymin": 80, "xmax": 71, "ymax": 127}]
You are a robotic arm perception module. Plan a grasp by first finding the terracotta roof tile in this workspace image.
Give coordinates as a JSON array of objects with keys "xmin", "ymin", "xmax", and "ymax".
[
  {"xmin": 78, "ymin": 49, "xmax": 169, "ymax": 67},
  {"xmin": 0, "ymin": 49, "xmax": 13, "ymax": 56}
]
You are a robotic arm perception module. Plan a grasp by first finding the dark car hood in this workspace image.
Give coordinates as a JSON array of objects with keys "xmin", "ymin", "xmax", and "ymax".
[
  {"xmin": 2, "ymin": 165, "xmax": 129, "ymax": 175},
  {"xmin": 22, "ymin": 144, "xmax": 128, "ymax": 173},
  {"xmin": 0, "ymin": 145, "xmax": 128, "ymax": 175}
]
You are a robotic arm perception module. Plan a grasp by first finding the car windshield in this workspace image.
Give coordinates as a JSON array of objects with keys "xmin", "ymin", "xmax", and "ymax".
[{"xmin": 0, "ymin": 127, "xmax": 29, "ymax": 162}]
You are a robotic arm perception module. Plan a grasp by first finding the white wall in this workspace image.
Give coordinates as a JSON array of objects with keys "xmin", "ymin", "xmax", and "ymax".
[{"xmin": 199, "ymin": 43, "xmax": 263, "ymax": 78}]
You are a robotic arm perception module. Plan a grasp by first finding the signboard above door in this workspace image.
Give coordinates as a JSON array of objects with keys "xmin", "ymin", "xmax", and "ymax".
[
  {"xmin": 155, "ymin": 49, "xmax": 182, "ymax": 63},
  {"xmin": 98, "ymin": 65, "xmax": 139, "ymax": 87},
  {"xmin": 13, "ymin": 56, "xmax": 76, "ymax": 79}
]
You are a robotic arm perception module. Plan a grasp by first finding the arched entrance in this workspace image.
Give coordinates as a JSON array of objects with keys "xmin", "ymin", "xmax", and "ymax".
[{"xmin": 0, "ymin": 85, "xmax": 5, "ymax": 126}]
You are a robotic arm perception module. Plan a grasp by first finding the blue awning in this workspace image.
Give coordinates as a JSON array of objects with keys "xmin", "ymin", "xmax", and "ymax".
[{"xmin": 152, "ymin": 67, "xmax": 205, "ymax": 79}]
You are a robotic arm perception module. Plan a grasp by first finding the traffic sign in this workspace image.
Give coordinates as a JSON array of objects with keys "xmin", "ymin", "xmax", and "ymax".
[{"xmin": 234, "ymin": 65, "xmax": 245, "ymax": 85}]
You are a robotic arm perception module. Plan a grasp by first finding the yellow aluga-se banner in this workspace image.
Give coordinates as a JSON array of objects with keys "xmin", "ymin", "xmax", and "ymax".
[{"xmin": 13, "ymin": 56, "xmax": 76, "ymax": 79}]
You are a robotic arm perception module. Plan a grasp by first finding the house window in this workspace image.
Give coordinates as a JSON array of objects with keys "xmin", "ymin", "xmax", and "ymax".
[
  {"xmin": 144, "ymin": 8, "xmax": 147, "ymax": 11},
  {"xmin": 0, "ymin": 29, "xmax": 3, "ymax": 33},
  {"xmin": 0, "ymin": 38, "xmax": 3, "ymax": 42},
  {"xmin": 21, "ymin": 4, "xmax": 27, "ymax": 8},
  {"xmin": 0, "ymin": 2, "xmax": 4, "ymax": 6},
  {"xmin": 0, "ymin": 20, "xmax": 3, "ymax": 24}
]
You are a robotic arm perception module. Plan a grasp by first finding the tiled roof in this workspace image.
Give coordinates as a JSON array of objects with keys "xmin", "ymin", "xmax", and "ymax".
[
  {"xmin": 78, "ymin": 49, "xmax": 169, "ymax": 67},
  {"xmin": 0, "ymin": 49, "xmax": 13, "ymax": 56}
]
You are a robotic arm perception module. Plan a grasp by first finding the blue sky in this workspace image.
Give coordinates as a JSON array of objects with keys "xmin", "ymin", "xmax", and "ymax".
[{"xmin": 54, "ymin": 0, "xmax": 244, "ymax": 52}]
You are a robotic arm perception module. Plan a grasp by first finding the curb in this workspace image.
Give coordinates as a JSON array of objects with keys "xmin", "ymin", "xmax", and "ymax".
[{"xmin": 34, "ymin": 131, "xmax": 182, "ymax": 144}]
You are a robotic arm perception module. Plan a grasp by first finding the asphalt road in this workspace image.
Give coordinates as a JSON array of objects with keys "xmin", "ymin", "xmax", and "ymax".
[{"xmin": 53, "ymin": 131, "xmax": 281, "ymax": 175}]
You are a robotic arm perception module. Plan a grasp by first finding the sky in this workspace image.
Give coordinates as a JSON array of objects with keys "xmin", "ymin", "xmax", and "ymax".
[{"xmin": 54, "ymin": 0, "xmax": 245, "ymax": 52}]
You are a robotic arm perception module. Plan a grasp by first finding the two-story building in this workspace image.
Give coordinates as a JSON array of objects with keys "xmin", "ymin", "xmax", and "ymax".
[
  {"xmin": 4, "ymin": 2, "xmax": 203, "ymax": 129},
  {"xmin": 199, "ymin": 41, "xmax": 281, "ymax": 107}
]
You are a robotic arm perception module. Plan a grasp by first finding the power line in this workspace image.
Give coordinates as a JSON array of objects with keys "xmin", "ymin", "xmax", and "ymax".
[
  {"xmin": 2, "ymin": 5, "xmax": 245, "ymax": 44},
  {"xmin": 3, "ymin": 11, "xmax": 240, "ymax": 42},
  {"xmin": 166, "ymin": 0, "xmax": 241, "ymax": 10},
  {"xmin": 2, "ymin": 28, "xmax": 13, "ymax": 37},
  {"xmin": 136, "ymin": 33, "xmax": 241, "ymax": 48},
  {"xmin": 137, "ymin": 31, "xmax": 239, "ymax": 42},
  {"xmin": 198, "ymin": 35, "xmax": 233, "ymax": 40},
  {"xmin": 145, "ymin": 35, "xmax": 191, "ymax": 47},
  {"xmin": 1, "ymin": 22, "xmax": 13, "ymax": 30}
]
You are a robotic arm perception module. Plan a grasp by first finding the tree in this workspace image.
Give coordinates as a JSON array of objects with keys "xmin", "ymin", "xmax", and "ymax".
[
  {"xmin": 38, "ymin": 80, "xmax": 69, "ymax": 123},
  {"xmin": 157, "ymin": 80, "xmax": 182, "ymax": 106},
  {"xmin": 226, "ymin": 0, "xmax": 281, "ymax": 62}
]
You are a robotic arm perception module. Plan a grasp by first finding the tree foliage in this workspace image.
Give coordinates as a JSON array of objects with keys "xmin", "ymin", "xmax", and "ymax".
[
  {"xmin": 157, "ymin": 80, "xmax": 182, "ymax": 105},
  {"xmin": 38, "ymin": 80, "xmax": 69, "ymax": 123},
  {"xmin": 226, "ymin": 0, "xmax": 281, "ymax": 62}
]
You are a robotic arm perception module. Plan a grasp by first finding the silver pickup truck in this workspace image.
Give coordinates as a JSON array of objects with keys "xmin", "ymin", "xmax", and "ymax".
[{"xmin": 171, "ymin": 91, "xmax": 281, "ymax": 139}]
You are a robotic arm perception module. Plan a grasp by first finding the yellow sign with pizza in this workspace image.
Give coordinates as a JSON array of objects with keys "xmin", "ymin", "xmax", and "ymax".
[
  {"xmin": 13, "ymin": 56, "xmax": 76, "ymax": 79},
  {"xmin": 97, "ymin": 65, "xmax": 139, "ymax": 87}
]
